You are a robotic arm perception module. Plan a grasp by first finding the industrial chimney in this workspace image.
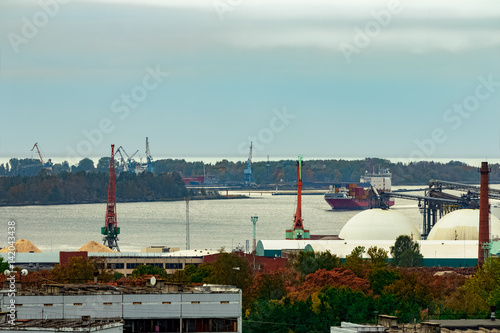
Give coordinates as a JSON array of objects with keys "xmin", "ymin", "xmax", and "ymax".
[{"xmin": 478, "ymin": 161, "xmax": 490, "ymax": 265}]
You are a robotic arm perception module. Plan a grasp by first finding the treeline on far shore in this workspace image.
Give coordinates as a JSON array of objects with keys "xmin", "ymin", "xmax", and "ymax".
[
  {"xmin": 0, "ymin": 171, "xmax": 189, "ymax": 206},
  {"xmin": 1, "ymin": 157, "xmax": 500, "ymax": 186}
]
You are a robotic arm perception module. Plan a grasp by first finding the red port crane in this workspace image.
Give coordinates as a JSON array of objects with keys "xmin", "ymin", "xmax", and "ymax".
[
  {"xmin": 286, "ymin": 155, "xmax": 310, "ymax": 240},
  {"xmin": 102, "ymin": 144, "xmax": 120, "ymax": 252}
]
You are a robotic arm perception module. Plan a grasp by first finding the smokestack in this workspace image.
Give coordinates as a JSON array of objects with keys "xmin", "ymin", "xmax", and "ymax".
[{"xmin": 478, "ymin": 162, "xmax": 490, "ymax": 265}]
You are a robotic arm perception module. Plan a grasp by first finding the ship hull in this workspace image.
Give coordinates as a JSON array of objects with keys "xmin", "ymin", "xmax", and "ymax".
[{"xmin": 324, "ymin": 197, "xmax": 395, "ymax": 210}]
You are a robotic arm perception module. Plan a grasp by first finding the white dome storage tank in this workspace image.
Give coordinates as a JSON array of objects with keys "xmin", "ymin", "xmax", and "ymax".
[
  {"xmin": 338, "ymin": 208, "xmax": 421, "ymax": 241},
  {"xmin": 427, "ymin": 209, "xmax": 500, "ymax": 240},
  {"xmin": 492, "ymin": 204, "xmax": 500, "ymax": 220}
]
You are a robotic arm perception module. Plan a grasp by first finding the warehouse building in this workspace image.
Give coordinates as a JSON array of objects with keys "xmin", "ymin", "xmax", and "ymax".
[
  {"xmin": 0, "ymin": 319, "xmax": 123, "ymax": 333},
  {"xmin": 0, "ymin": 250, "xmax": 218, "ymax": 276},
  {"xmin": 1, "ymin": 283, "xmax": 242, "ymax": 333}
]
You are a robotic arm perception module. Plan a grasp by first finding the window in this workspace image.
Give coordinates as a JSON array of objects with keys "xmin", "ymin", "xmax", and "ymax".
[
  {"xmin": 162, "ymin": 302, "xmax": 171, "ymax": 305},
  {"xmin": 126, "ymin": 263, "xmax": 139, "ymax": 269},
  {"xmin": 133, "ymin": 302, "xmax": 141, "ymax": 305},
  {"xmin": 44, "ymin": 304, "xmax": 53, "ymax": 307},
  {"xmin": 165, "ymin": 263, "xmax": 182, "ymax": 269},
  {"xmin": 191, "ymin": 301, "xmax": 200, "ymax": 304},
  {"xmin": 103, "ymin": 302, "xmax": 112, "ymax": 306},
  {"xmin": 146, "ymin": 263, "xmax": 164, "ymax": 268},
  {"xmin": 109, "ymin": 263, "xmax": 124, "ymax": 269},
  {"xmin": 220, "ymin": 301, "xmax": 229, "ymax": 304},
  {"xmin": 73, "ymin": 303, "xmax": 82, "ymax": 306},
  {"xmin": 15, "ymin": 304, "xmax": 22, "ymax": 307}
]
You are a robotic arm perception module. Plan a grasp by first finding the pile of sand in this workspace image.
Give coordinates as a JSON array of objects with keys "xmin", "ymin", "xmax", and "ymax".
[
  {"xmin": 78, "ymin": 241, "xmax": 115, "ymax": 253},
  {"xmin": 0, "ymin": 239, "xmax": 42, "ymax": 253}
]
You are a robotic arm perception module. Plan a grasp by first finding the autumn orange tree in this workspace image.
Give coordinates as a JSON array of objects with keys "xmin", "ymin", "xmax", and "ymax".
[
  {"xmin": 247, "ymin": 268, "xmax": 292, "ymax": 305},
  {"xmin": 381, "ymin": 268, "xmax": 452, "ymax": 322},
  {"xmin": 289, "ymin": 268, "xmax": 371, "ymax": 301},
  {"xmin": 51, "ymin": 256, "xmax": 114, "ymax": 283}
]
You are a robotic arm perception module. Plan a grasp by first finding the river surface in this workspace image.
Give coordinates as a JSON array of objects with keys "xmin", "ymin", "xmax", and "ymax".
[{"xmin": 1, "ymin": 185, "xmax": 498, "ymax": 253}]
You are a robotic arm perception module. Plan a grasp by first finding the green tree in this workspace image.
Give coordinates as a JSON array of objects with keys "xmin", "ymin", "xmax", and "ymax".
[
  {"xmin": 444, "ymin": 285, "xmax": 490, "ymax": 317},
  {"xmin": 205, "ymin": 253, "xmax": 252, "ymax": 291},
  {"xmin": 390, "ymin": 235, "xmax": 423, "ymax": 267},
  {"xmin": 344, "ymin": 246, "xmax": 366, "ymax": 277},
  {"xmin": 367, "ymin": 268, "xmax": 400, "ymax": 294},
  {"xmin": 0, "ymin": 257, "xmax": 8, "ymax": 272},
  {"xmin": 76, "ymin": 158, "xmax": 95, "ymax": 173},
  {"xmin": 172, "ymin": 264, "xmax": 214, "ymax": 283},
  {"xmin": 245, "ymin": 298, "xmax": 318, "ymax": 333},
  {"xmin": 465, "ymin": 257, "xmax": 500, "ymax": 307},
  {"xmin": 316, "ymin": 251, "xmax": 342, "ymax": 271},
  {"xmin": 293, "ymin": 251, "xmax": 341, "ymax": 278},
  {"xmin": 367, "ymin": 246, "xmax": 388, "ymax": 268},
  {"xmin": 96, "ymin": 157, "xmax": 112, "ymax": 173},
  {"xmin": 131, "ymin": 264, "xmax": 167, "ymax": 279},
  {"xmin": 294, "ymin": 251, "xmax": 319, "ymax": 278},
  {"xmin": 318, "ymin": 286, "xmax": 374, "ymax": 326}
]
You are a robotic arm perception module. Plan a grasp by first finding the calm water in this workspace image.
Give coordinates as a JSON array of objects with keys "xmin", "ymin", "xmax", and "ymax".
[{"xmin": 0, "ymin": 186, "xmax": 439, "ymax": 253}]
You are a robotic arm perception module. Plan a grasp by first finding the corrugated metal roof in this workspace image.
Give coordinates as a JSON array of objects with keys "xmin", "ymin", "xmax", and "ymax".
[{"xmin": 0, "ymin": 249, "xmax": 220, "ymax": 264}]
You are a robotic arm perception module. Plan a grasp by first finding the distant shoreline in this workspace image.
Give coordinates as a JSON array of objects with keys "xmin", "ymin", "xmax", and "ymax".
[
  {"xmin": 0, "ymin": 156, "xmax": 495, "ymax": 168},
  {"xmin": 0, "ymin": 194, "xmax": 249, "ymax": 208}
]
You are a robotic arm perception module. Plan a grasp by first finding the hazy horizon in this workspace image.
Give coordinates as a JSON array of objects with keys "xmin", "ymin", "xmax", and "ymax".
[
  {"xmin": 0, "ymin": 155, "xmax": 495, "ymax": 169},
  {"xmin": 1, "ymin": 0, "xmax": 499, "ymax": 163}
]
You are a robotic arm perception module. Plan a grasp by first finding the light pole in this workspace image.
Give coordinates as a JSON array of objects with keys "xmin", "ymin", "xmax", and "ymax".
[
  {"xmin": 185, "ymin": 197, "xmax": 190, "ymax": 250},
  {"xmin": 251, "ymin": 216, "xmax": 258, "ymax": 254}
]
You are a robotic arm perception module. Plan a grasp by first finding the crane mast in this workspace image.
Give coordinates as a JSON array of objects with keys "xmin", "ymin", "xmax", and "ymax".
[
  {"xmin": 243, "ymin": 142, "xmax": 253, "ymax": 185},
  {"xmin": 102, "ymin": 144, "xmax": 120, "ymax": 252},
  {"xmin": 286, "ymin": 155, "xmax": 310, "ymax": 240}
]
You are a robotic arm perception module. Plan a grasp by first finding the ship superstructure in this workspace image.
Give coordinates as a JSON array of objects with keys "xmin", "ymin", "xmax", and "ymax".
[{"xmin": 324, "ymin": 169, "xmax": 395, "ymax": 210}]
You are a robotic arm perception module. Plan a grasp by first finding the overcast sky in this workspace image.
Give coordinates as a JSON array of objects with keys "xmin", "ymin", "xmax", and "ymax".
[{"xmin": 0, "ymin": 0, "xmax": 499, "ymax": 165}]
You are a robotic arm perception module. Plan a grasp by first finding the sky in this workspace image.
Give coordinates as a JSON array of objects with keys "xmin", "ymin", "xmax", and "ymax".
[{"xmin": 0, "ymin": 0, "xmax": 499, "ymax": 166}]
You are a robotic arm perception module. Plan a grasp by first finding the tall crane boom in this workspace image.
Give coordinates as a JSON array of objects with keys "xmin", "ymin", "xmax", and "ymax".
[
  {"xmin": 116, "ymin": 146, "xmax": 138, "ymax": 174},
  {"xmin": 30, "ymin": 142, "xmax": 52, "ymax": 172},
  {"xmin": 145, "ymin": 137, "xmax": 154, "ymax": 173},
  {"xmin": 115, "ymin": 146, "xmax": 128, "ymax": 172}
]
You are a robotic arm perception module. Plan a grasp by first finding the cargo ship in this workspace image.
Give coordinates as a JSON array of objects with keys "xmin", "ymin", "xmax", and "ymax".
[{"xmin": 324, "ymin": 169, "xmax": 395, "ymax": 210}]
